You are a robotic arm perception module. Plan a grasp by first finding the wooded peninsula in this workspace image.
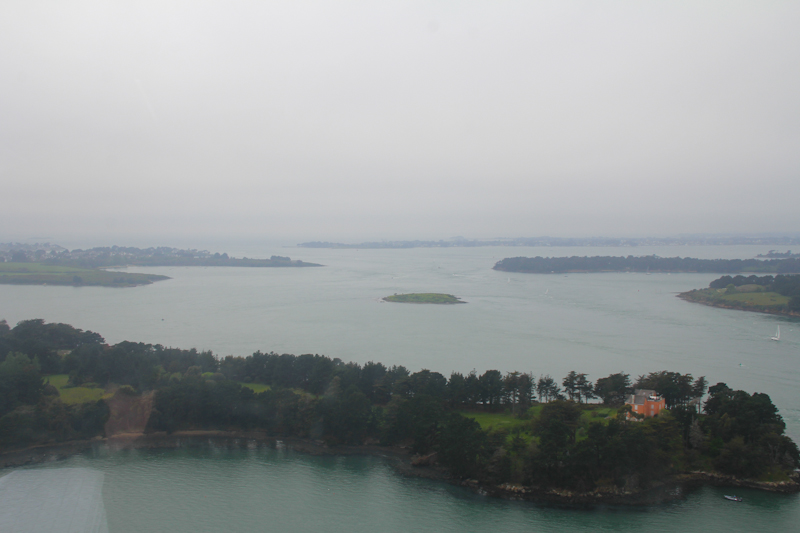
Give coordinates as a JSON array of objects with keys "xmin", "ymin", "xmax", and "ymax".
[
  {"xmin": 493, "ymin": 256, "xmax": 800, "ymax": 274},
  {"xmin": 1, "ymin": 320, "xmax": 797, "ymax": 503}
]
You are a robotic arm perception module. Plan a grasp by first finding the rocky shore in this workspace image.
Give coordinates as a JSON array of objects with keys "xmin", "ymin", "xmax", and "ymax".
[{"xmin": 2, "ymin": 432, "xmax": 798, "ymax": 506}]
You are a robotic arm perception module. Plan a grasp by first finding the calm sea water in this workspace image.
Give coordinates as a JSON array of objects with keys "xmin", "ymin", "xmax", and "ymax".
[
  {"xmin": 7, "ymin": 443, "xmax": 799, "ymax": 533},
  {"xmin": 1, "ymin": 244, "xmax": 799, "ymax": 531}
]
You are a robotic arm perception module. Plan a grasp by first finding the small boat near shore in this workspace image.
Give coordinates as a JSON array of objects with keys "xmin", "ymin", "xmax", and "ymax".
[{"xmin": 724, "ymin": 495, "xmax": 743, "ymax": 502}]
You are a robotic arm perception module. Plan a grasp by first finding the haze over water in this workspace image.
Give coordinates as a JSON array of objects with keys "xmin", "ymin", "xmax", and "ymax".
[
  {"xmin": 1, "ymin": 244, "xmax": 798, "ymax": 439},
  {"xmin": 2, "ymin": 244, "xmax": 800, "ymax": 530},
  {"xmin": 3, "ymin": 2, "xmax": 799, "ymax": 528}
]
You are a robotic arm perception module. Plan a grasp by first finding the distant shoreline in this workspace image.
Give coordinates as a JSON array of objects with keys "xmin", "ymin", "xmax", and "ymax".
[
  {"xmin": 0, "ymin": 251, "xmax": 323, "ymax": 287},
  {"xmin": 298, "ymin": 236, "xmax": 800, "ymax": 249},
  {"xmin": 493, "ymin": 256, "xmax": 800, "ymax": 274},
  {"xmin": 0, "ymin": 244, "xmax": 323, "ymax": 272}
]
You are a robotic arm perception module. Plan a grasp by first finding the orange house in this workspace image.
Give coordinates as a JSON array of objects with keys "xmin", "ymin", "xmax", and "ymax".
[{"xmin": 625, "ymin": 389, "xmax": 666, "ymax": 419}]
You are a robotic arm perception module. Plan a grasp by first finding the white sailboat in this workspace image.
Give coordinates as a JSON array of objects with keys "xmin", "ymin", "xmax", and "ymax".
[{"xmin": 771, "ymin": 326, "xmax": 780, "ymax": 341}]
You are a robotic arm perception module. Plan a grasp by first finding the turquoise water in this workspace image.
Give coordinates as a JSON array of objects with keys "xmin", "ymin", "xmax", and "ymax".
[
  {"xmin": 8, "ymin": 443, "xmax": 799, "ymax": 533},
  {"xmin": 1, "ymin": 244, "xmax": 799, "ymax": 530}
]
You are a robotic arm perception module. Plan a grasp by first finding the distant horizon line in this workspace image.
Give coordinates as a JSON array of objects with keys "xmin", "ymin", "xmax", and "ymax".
[{"xmin": 4, "ymin": 232, "xmax": 800, "ymax": 252}]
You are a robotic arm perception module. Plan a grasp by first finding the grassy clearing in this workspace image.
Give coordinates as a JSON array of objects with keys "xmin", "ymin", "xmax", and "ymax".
[
  {"xmin": 239, "ymin": 383, "xmax": 316, "ymax": 398},
  {"xmin": 459, "ymin": 410, "xmax": 531, "ymax": 432},
  {"xmin": 461, "ymin": 404, "xmax": 619, "ymax": 444},
  {"xmin": 721, "ymin": 291, "xmax": 789, "ymax": 306},
  {"xmin": 579, "ymin": 406, "xmax": 616, "ymax": 424},
  {"xmin": 240, "ymin": 382, "xmax": 271, "ymax": 393},
  {"xmin": 0, "ymin": 263, "xmax": 86, "ymax": 274},
  {"xmin": 680, "ymin": 288, "xmax": 791, "ymax": 314},
  {"xmin": 383, "ymin": 293, "xmax": 466, "ymax": 304},
  {"xmin": 59, "ymin": 387, "xmax": 108, "ymax": 405},
  {"xmin": 45, "ymin": 374, "xmax": 111, "ymax": 405},
  {"xmin": 0, "ymin": 262, "xmax": 169, "ymax": 287},
  {"xmin": 45, "ymin": 374, "xmax": 70, "ymax": 388}
]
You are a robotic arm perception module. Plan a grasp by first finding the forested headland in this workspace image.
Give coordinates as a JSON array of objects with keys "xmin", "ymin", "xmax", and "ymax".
[
  {"xmin": 679, "ymin": 274, "xmax": 800, "ymax": 316},
  {"xmin": 493, "ymin": 256, "xmax": 800, "ymax": 274},
  {"xmin": 1, "ymin": 319, "xmax": 798, "ymax": 500}
]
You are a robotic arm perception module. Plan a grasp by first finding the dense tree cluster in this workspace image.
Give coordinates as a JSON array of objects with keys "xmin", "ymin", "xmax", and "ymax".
[
  {"xmin": 701, "ymin": 383, "xmax": 799, "ymax": 478},
  {"xmin": 0, "ymin": 319, "xmax": 104, "ymax": 374},
  {"xmin": 493, "ymin": 256, "xmax": 800, "ymax": 274},
  {"xmin": 1, "ymin": 320, "xmax": 797, "ymax": 492},
  {"xmin": 0, "ymin": 321, "xmax": 109, "ymax": 448}
]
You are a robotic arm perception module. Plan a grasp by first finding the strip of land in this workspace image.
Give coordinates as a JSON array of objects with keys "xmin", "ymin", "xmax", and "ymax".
[
  {"xmin": 2, "ymin": 320, "xmax": 798, "ymax": 505},
  {"xmin": 1, "ymin": 244, "xmax": 322, "ymax": 269},
  {"xmin": 0, "ymin": 245, "xmax": 323, "ymax": 287},
  {"xmin": 0, "ymin": 263, "xmax": 169, "ymax": 287},
  {"xmin": 494, "ymin": 256, "xmax": 800, "ymax": 274}
]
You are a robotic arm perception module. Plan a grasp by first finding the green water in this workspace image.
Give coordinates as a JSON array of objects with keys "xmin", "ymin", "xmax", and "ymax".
[{"xmin": 10, "ymin": 443, "xmax": 799, "ymax": 533}]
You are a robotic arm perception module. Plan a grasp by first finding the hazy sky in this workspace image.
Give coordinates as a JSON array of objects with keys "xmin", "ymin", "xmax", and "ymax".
[{"xmin": 2, "ymin": 1, "xmax": 799, "ymax": 244}]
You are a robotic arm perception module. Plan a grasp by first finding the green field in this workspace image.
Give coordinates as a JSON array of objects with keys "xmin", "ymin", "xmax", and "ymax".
[
  {"xmin": 719, "ymin": 291, "xmax": 789, "ymax": 306},
  {"xmin": 0, "ymin": 262, "xmax": 169, "ymax": 287},
  {"xmin": 239, "ymin": 383, "xmax": 318, "ymax": 398},
  {"xmin": 680, "ymin": 288, "xmax": 790, "ymax": 313},
  {"xmin": 46, "ymin": 374, "xmax": 110, "ymax": 405},
  {"xmin": 459, "ymin": 410, "xmax": 534, "ymax": 432},
  {"xmin": 383, "ymin": 293, "xmax": 466, "ymax": 304},
  {"xmin": 461, "ymin": 404, "xmax": 618, "ymax": 444},
  {"xmin": 240, "ymin": 382, "xmax": 272, "ymax": 393}
]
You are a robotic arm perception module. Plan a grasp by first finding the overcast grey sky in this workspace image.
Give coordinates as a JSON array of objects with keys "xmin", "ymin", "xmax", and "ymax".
[{"xmin": 1, "ymin": 1, "xmax": 799, "ymax": 244}]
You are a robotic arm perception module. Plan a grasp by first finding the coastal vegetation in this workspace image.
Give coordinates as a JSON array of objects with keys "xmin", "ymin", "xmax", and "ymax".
[
  {"xmin": 493, "ymin": 256, "xmax": 800, "ymax": 274},
  {"xmin": 679, "ymin": 274, "xmax": 800, "ymax": 315},
  {"xmin": 45, "ymin": 374, "xmax": 109, "ymax": 405},
  {"xmin": 383, "ymin": 293, "xmax": 465, "ymax": 304},
  {"xmin": 0, "ymin": 262, "xmax": 169, "ymax": 287},
  {"xmin": 0, "ymin": 244, "xmax": 322, "ymax": 287},
  {"xmin": 0, "ymin": 319, "xmax": 797, "ymax": 497},
  {"xmin": 0, "ymin": 244, "xmax": 322, "ymax": 269}
]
